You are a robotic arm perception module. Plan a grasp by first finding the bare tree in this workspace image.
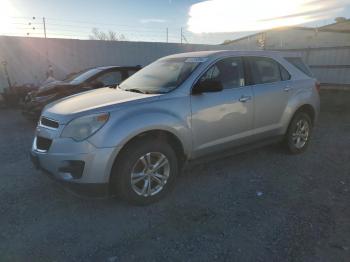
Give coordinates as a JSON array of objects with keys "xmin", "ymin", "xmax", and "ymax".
[
  {"xmin": 222, "ymin": 40, "xmax": 232, "ymax": 45},
  {"xmin": 89, "ymin": 28, "xmax": 127, "ymax": 41},
  {"xmin": 335, "ymin": 17, "xmax": 347, "ymax": 23},
  {"xmin": 108, "ymin": 30, "xmax": 118, "ymax": 41}
]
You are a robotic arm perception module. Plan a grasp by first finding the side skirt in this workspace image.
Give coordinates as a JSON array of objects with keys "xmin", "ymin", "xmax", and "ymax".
[{"xmin": 186, "ymin": 135, "xmax": 284, "ymax": 167}]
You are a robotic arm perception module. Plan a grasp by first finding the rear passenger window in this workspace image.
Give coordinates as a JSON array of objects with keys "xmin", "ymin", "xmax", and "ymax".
[
  {"xmin": 198, "ymin": 57, "xmax": 245, "ymax": 89},
  {"xmin": 248, "ymin": 57, "xmax": 281, "ymax": 84}
]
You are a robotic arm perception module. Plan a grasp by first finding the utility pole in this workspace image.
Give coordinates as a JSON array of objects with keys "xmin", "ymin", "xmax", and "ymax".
[
  {"xmin": 42, "ymin": 17, "xmax": 47, "ymax": 39},
  {"xmin": 42, "ymin": 17, "xmax": 50, "ymax": 68},
  {"xmin": 166, "ymin": 28, "xmax": 168, "ymax": 43},
  {"xmin": 180, "ymin": 27, "xmax": 183, "ymax": 44}
]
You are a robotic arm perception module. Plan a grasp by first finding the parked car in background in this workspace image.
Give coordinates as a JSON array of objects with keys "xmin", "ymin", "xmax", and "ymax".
[
  {"xmin": 30, "ymin": 50, "xmax": 320, "ymax": 205},
  {"xmin": 22, "ymin": 65, "xmax": 141, "ymax": 119}
]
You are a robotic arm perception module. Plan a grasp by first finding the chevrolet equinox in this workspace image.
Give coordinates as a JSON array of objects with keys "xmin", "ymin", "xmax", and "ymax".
[{"xmin": 30, "ymin": 50, "xmax": 320, "ymax": 205}]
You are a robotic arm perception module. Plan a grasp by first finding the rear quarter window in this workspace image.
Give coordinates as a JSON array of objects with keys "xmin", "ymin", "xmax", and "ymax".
[
  {"xmin": 285, "ymin": 57, "xmax": 313, "ymax": 77},
  {"xmin": 280, "ymin": 65, "xmax": 291, "ymax": 81}
]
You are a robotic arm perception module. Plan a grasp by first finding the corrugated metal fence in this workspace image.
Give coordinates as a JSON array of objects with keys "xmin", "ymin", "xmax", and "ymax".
[{"xmin": 275, "ymin": 46, "xmax": 350, "ymax": 86}]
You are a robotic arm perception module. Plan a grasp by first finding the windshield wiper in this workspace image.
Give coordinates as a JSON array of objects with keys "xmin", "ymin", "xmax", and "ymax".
[
  {"xmin": 124, "ymin": 88, "xmax": 147, "ymax": 94},
  {"xmin": 109, "ymin": 84, "xmax": 119, "ymax": 89}
]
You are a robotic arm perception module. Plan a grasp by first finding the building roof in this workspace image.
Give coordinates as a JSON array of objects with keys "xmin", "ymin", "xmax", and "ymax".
[
  {"xmin": 319, "ymin": 19, "xmax": 350, "ymax": 32},
  {"xmin": 223, "ymin": 20, "xmax": 350, "ymax": 45}
]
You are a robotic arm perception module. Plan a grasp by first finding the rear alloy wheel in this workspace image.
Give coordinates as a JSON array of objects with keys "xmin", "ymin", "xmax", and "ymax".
[
  {"xmin": 285, "ymin": 112, "xmax": 312, "ymax": 154},
  {"xmin": 113, "ymin": 139, "xmax": 178, "ymax": 205}
]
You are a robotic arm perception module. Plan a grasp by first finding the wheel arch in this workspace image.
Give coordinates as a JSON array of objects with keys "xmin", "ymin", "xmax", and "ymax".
[
  {"xmin": 291, "ymin": 104, "xmax": 316, "ymax": 124},
  {"xmin": 109, "ymin": 129, "xmax": 187, "ymax": 192}
]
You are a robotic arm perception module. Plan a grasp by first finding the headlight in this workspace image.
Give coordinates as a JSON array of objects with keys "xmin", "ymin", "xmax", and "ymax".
[{"xmin": 61, "ymin": 113, "xmax": 109, "ymax": 141}]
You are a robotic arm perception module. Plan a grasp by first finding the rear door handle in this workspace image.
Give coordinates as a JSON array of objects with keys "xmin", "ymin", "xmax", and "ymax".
[{"xmin": 239, "ymin": 95, "xmax": 252, "ymax": 103}]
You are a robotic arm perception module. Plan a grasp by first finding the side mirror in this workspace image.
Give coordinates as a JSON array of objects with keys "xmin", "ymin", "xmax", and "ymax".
[{"xmin": 192, "ymin": 79, "xmax": 223, "ymax": 94}]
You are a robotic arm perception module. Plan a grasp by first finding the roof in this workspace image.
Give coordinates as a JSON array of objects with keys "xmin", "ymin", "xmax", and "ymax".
[
  {"xmin": 163, "ymin": 50, "xmax": 224, "ymax": 59},
  {"xmin": 162, "ymin": 50, "xmax": 300, "ymax": 59},
  {"xmin": 96, "ymin": 65, "xmax": 141, "ymax": 70}
]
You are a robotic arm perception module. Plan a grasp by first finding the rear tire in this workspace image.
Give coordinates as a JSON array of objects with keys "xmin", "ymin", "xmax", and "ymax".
[
  {"xmin": 285, "ymin": 112, "xmax": 313, "ymax": 154},
  {"xmin": 112, "ymin": 138, "xmax": 178, "ymax": 205}
]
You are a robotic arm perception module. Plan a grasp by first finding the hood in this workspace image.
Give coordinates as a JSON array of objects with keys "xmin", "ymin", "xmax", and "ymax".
[{"xmin": 43, "ymin": 87, "xmax": 160, "ymax": 122}]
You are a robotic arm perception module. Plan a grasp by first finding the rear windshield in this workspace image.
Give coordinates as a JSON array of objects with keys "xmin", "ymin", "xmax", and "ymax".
[{"xmin": 285, "ymin": 57, "xmax": 313, "ymax": 77}]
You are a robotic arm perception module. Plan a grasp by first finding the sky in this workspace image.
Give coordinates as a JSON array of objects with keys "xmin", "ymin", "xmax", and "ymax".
[{"xmin": 1, "ymin": 0, "xmax": 350, "ymax": 44}]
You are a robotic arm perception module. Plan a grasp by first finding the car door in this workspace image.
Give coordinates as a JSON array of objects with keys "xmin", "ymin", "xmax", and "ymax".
[
  {"xmin": 191, "ymin": 57, "xmax": 254, "ymax": 157},
  {"xmin": 246, "ymin": 56, "xmax": 291, "ymax": 137}
]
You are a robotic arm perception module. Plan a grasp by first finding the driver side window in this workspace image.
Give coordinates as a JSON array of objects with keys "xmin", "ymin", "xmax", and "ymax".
[
  {"xmin": 198, "ymin": 57, "xmax": 245, "ymax": 89},
  {"xmin": 200, "ymin": 65, "xmax": 220, "ymax": 82}
]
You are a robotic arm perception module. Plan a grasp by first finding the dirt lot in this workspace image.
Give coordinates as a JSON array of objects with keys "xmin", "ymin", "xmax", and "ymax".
[{"xmin": 0, "ymin": 90, "xmax": 349, "ymax": 262}]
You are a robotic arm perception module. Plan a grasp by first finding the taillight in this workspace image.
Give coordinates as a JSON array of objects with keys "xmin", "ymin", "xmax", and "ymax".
[{"xmin": 315, "ymin": 81, "xmax": 321, "ymax": 92}]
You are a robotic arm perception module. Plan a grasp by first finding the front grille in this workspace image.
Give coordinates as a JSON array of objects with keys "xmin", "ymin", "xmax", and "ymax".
[
  {"xmin": 36, "ymin": 136, "xmax": 52, "ymax": 151},
  {"xmin": 40, "ymin": 117, "xmax": 59, "ymax": 129}
]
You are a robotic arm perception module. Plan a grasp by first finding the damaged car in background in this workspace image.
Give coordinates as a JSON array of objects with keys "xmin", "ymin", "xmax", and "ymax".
[{"xmin": 22, "ymin": 65, "xmax": 141, "ymax": 119}]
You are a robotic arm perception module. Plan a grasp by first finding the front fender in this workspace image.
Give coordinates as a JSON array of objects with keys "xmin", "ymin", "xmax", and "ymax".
[{"xmin": 88, "ymin": 100, "xmax": 192, "ymax": 157}]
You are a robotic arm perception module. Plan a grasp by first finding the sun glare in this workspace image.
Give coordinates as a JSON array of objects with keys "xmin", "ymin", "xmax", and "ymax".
[
  {"xmin": 0, "ymin": 0, "xmax": 19, "ymax": 34},
  {"xmin": 188, "ymin": 0, "xmax": 349, "ymax": 33}
]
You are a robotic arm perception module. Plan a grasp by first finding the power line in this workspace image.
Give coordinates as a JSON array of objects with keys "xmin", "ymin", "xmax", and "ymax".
[{"xmin": 3, "ymin": 16, "xmax": 223, "ymax": 44}]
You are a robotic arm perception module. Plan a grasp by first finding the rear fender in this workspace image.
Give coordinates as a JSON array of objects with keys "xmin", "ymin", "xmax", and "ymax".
[{"xmin": 280, "ymin": 83, "xmax": 319, "ymax": 134}]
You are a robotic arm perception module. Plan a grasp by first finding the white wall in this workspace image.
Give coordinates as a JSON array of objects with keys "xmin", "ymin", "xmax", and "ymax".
[
  {"xmin": 0, "ymin": 36, "xmax": 235, "ymax": 90},
  {"xmin": 1, "ymin": 35, "xmax": 350, "ymax": 89}
]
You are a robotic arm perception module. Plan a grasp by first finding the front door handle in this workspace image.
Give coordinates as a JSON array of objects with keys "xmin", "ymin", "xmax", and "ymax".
[{"xmin": 239, "ymin": 95, "xmax": 252, "ymax": 103}]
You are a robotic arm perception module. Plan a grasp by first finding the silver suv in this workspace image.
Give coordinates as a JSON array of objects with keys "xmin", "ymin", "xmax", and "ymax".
[{"xmin": 30, "ymin": 50, "xmax": 320, "ymax": 205}]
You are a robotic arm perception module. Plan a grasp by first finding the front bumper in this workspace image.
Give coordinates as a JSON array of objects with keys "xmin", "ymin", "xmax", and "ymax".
[
  {"xmin": 30, "ymin": 125, "xmax": 121, "ymax": 197},
  {"xmin": 30, "ymin": 152, "xmax": 109, "ymax": 197}
]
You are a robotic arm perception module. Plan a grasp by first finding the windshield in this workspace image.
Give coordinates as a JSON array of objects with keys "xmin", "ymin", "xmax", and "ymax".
[
  {"xmin": 68, "ymin": 68, "xmax": 102, "ymax": 85},
  {"xmin": 63, "ymin": 69, "xmax": 89, "ymax": 82},
  {"xmin": 119, "ymin": 57, "xmax": 201, "ymax": 94}
]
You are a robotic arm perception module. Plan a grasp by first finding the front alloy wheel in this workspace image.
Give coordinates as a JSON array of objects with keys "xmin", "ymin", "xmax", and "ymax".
[
  {"xmin": 113, "ymin": 138, "xmax": 178, "ymax": 205},
  {"xmin": 131, "ymin": 152, "xmax": 170, "ymax": 197}
]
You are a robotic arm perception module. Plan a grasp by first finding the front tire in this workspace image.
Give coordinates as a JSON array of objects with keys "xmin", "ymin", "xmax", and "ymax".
[
  {"xmin": 285, "ymin": 112, "xmax": 313, "ymax": 154},
  {"xmin": 112, "ymin": 138, "xmax": 178, "ymax": 205}
]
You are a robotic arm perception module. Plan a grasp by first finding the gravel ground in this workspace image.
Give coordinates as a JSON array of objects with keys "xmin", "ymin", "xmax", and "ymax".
[{"xmin": 0, "ymin": 90, "xmax": 349, "ymax": 262}]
